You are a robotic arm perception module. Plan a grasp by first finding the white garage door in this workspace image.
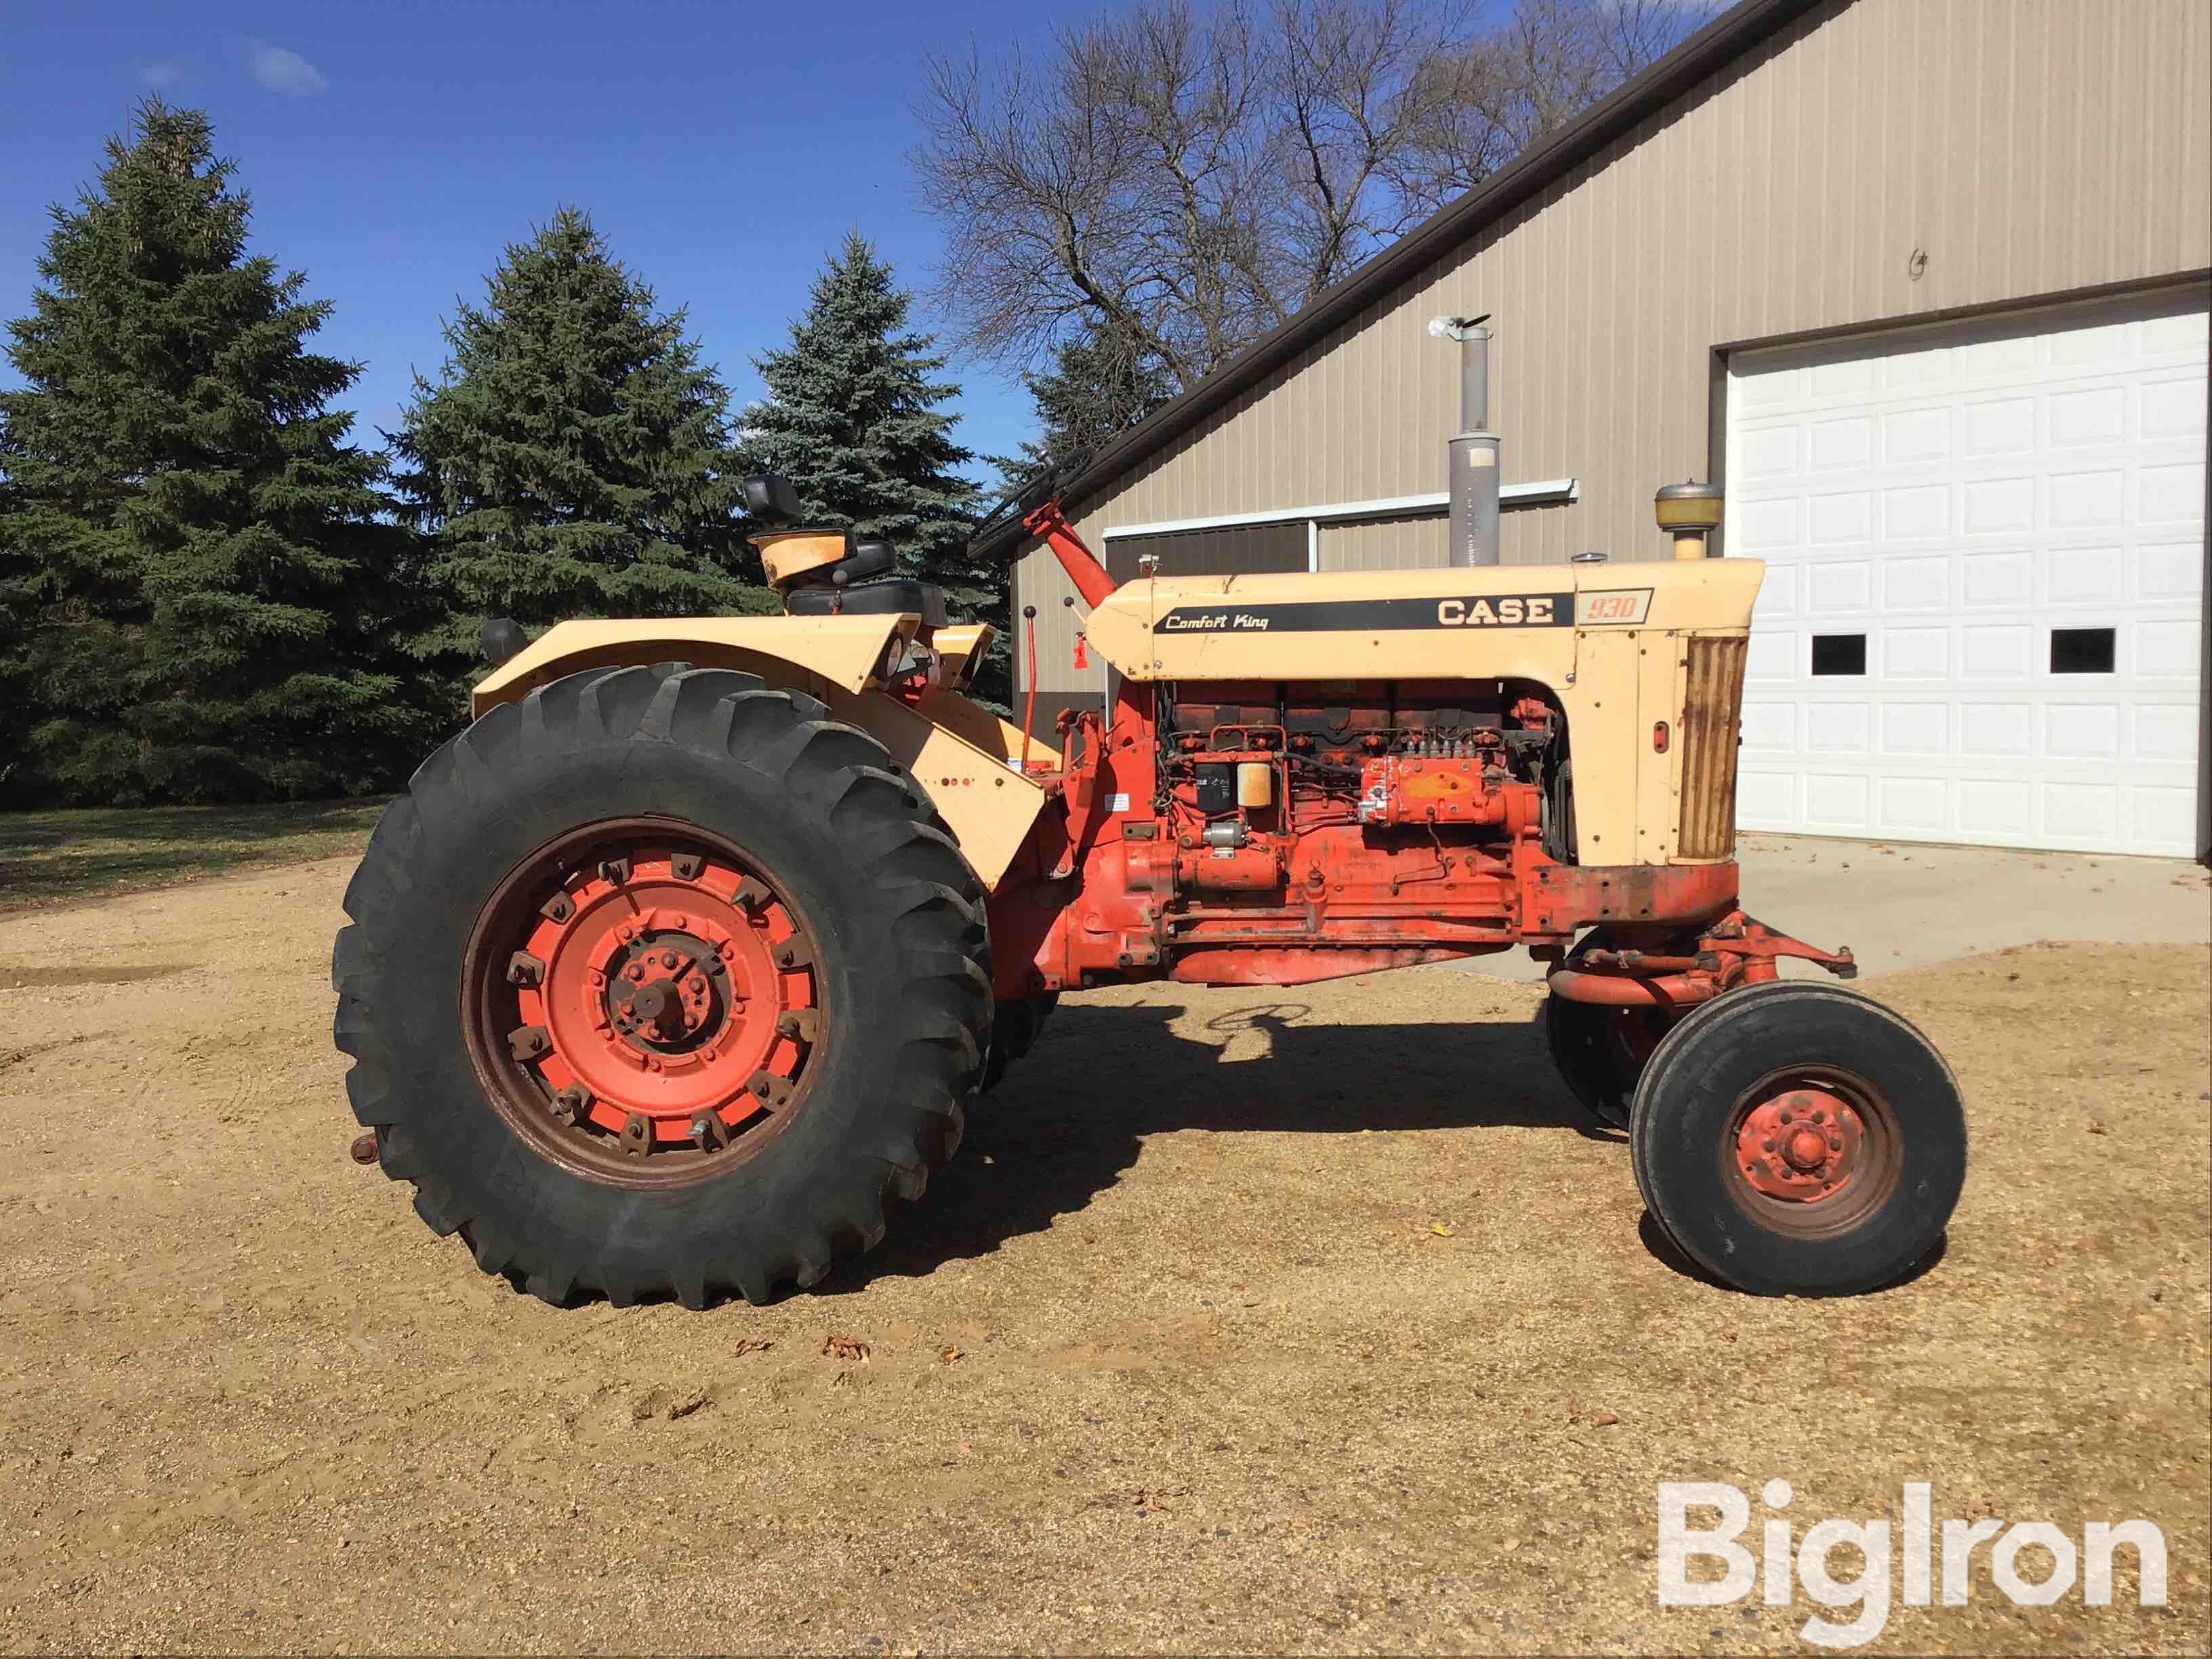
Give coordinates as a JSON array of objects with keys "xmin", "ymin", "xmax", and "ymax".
[{"xmin": 1726, "ymin": 293, "xmax": 2207, "ymax": 856}]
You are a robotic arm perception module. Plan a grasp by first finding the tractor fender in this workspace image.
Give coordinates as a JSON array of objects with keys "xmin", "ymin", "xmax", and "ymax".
[{"xmin": 470, "ymin": 617, "xmax": 1049, "ymax": 889}]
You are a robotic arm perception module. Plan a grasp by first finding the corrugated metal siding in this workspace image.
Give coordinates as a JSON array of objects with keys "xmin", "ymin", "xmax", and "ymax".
[
  {"xmin": 1017, "ymin": 0, "xmax": 2212, "ymax": 695},
  {"xmin": 1317, "ymin": 514, "xmax": 1444, "ymax": 572},
  {"xmin": 1105, "ymin": 523, "xmax": 1308, "ymax": 583}
]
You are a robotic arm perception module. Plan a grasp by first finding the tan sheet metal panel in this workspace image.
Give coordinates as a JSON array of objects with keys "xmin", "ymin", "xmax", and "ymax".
[
  {"xmin": 468, "ymin": 616, "xmax": 1049, "ymax": 890},
  {"xmin": 1082, "ymin": 557, "xmax": 1763, "ymax": 682},
  {"xmin": 472, "ymin": 615, "xmax": 907, "ymax": 715}
]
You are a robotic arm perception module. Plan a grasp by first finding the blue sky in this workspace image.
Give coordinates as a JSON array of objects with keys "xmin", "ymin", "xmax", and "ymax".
[{"xmin": 1, "ymin": 0, "xmax": 1057, "ymax": 478}]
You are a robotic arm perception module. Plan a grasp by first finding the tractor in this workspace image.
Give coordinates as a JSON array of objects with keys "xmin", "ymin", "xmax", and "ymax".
[{"xmin": 331, "ymin": 457, "xmax": 1966, "ymax": 1308}]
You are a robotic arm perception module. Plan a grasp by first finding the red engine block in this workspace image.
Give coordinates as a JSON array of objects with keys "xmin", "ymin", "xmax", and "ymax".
[{"xmin": 983, "ymin": 684, "xmax": 1743, "ymax": 998}]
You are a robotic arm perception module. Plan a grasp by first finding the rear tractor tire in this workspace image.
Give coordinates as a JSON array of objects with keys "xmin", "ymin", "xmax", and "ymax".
[
  {"xmin": 1628, "ymin": 980, "xmax": 1965, "ymax": 1297},
  {"xmin": 331, "ymin": 663, "xmax": 993, "ymax": 1308}
]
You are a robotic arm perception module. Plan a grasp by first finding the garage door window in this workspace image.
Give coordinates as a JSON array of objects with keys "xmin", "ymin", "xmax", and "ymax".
[
  {"xmin": 1810, "ymin": 634, "xmax": 1867, "ymax": 676},
  {"xmin": 2049, "ymin": 628, "xmax": 2116, "ymax": 675}
]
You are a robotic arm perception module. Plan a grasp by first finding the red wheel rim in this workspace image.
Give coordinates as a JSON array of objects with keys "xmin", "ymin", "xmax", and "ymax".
[
  {"xmin": 1720, "ymin": 1067, "xmax": 1901, "ymax": 1238},
  {"xmin": 464, "ymin": 819, "xmax": 825, "ymax": 1187}
]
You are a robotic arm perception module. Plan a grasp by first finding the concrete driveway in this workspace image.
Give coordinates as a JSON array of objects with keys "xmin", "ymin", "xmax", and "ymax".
[{"xmin": 1474, "ymin": 833, "xmax": 2212, "ymax": 981}]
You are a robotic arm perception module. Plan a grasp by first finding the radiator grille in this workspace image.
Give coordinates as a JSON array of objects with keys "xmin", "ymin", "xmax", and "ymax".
[{"xmin": 1677, "ymin": 635, "xmax": 1748, "ymax": 859}]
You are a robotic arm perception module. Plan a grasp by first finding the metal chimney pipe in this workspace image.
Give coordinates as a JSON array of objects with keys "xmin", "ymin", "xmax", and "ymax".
[{"xmin": 1429, "ymin": 314, "xmax": 1499, "ymax": 567}]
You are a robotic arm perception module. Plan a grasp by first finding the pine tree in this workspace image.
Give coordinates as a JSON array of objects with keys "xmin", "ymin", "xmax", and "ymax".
[
  {"xmin": 735, "ymin": 233, "xmax": 998, "ymax": 691},
  {"xmin": 390, "ymin": 208, "xmax": 771, "ymax": 668},
  {"xmin": 0, "ymin": 98, "xmax": 432, "ymax": 805},
  {"xmin": 990, "ymin": 323, "xmax": 1174, "ymax": 489}
]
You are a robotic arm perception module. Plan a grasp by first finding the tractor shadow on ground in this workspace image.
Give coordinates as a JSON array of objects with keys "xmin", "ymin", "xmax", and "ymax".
[{"xmin": 823, "ymin": 996, "xmax": 1619, "ymax": 1297}]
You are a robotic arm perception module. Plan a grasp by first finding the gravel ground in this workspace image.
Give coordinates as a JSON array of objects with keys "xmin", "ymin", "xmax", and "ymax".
[{"xmin": 0, "ymin": 857, "xmax": 2205, "ymax": 1654}]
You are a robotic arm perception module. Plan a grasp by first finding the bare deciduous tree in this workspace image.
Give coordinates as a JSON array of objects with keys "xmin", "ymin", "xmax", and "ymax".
[{"xmin": 915, "ymin": 0, "xmax": 1713, "ymax": 392}]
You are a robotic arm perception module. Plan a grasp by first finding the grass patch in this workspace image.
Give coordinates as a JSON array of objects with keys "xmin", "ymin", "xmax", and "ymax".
[{"xmin": 0, "ymin": 798, "xmax": 387, "ymax": 914}]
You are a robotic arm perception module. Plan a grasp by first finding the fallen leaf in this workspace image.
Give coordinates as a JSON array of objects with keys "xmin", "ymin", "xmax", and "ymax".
[
  {"xmin": 1429, "ymin": 1221, "xmax": 1456, "ymax": 1237},
  {"xmin": 1589, "ymin": 1410, "xmax": 1619, "ymax": 1427},
  {"xmin": 939, "ymin": 1345, "xmax": 964, "ymax": 1364},
  {"xmin": 2088, "ymin": 1120, "xmax": 2108, "ymax": 1136},
  {"xmin": 822, "ymin": 1332, "xmax": 872, "ymax": 1363}
]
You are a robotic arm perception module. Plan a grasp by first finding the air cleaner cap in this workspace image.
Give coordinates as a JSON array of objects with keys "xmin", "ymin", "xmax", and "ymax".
[{"xmin": 1654, "ymin": 480, "xmax": 1724, "ymax": 533}]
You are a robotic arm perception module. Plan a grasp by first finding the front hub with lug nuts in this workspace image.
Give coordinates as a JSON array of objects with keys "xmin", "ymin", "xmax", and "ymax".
[{"xmin": 1719, "ymin": 1069, "xmax": 1902, "ymax": 1240}]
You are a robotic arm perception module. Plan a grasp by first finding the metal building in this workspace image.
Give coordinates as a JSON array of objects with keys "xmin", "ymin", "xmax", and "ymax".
[{"xmin": 988, "ymin": 0, "xmax": 2211, "ymax": 859}]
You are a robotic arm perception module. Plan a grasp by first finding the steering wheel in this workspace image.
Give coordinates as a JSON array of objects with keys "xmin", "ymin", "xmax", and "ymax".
[{"xmin": 968, "ymin": 449, "xmax": 1090, "ymax": 554}]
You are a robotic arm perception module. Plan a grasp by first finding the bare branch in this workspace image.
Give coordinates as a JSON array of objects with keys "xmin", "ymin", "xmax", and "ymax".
[{"xmin": 912, "ymin": 0, "xmax": 1714, "ymax": 388}]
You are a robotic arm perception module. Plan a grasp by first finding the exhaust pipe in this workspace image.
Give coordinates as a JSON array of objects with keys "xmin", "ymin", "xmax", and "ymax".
[{"xmin": 1429, "ymin": 314, "xmax": 1498, "ymax": 567}]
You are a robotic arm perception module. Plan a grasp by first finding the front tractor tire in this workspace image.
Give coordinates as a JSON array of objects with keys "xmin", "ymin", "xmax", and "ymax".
[
  {"xmin": 331, "ymin": 664, "xmax": 992, "ymax": 1308},
  {"xmin": 1628, "ymin": 981, "xmax": 1966, "ymax": 1297}
]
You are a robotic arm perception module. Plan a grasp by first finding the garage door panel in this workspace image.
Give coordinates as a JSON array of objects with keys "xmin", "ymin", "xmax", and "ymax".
[
  {"xmin": 2049, "ymin": 386, "xmax": 2128, "ymax": 447},
  {"xmin": 1959, "ymin": 701, "xmax": 2034, "ymax": 758},
  {"xmin": 1740, "ymin": 701, "xmax": 1797, "ymax": 752},
  {"xmin": 1883, "ymin": 483, "xmax": 1951, "ymax": 538},
  {"xmin": 1882, "ymin": 406, "xmax": 1952, "ymax": 464},
  {"xmin": 1803, "ymin": 773, "xmax": 1872, "ymax": 830},
  {"xmin": 1958, "ymin": 777, "xmax": 2034, "ymax": 837},
  {"xmin": 2139, "ymin": 541, "xmax": 2205, "ymax": 599},
  {"xmin": 2133, "ymin": 618, "xmax": 2200, "ymax": 678},
  {"xmin": 2132, "ymin": 787, "xmax": 2198, "ymax": 844},
  {"xmin": 1736, "ymin": 769, "xmax": 1798, "ymax": 828},
  {"xmin": 1744, "ymin": 629, "xmax": 1797, "ymax": 681},
  {"xmin": 1879, "ymin": 703, "xmax": 1948, "ymax": 754},
  {"xmin": 2136, "ymin": 702, "xmax": 2200, "ymax": 762},
  {"xmin": 1878, "ymin": 776, "xmax": 1947, "ymax": 832},
  {"xmin": 2045, "ymin": 703, "xmax": 2123, "ymax": 760},
  {"xmin": 1882, "ymin": 627, "xmax": 1950, "ymax": 677},
  {"xmin": 1879, "ymin": 556, "xmax": 1949, "ymax": 609},
  {"xmin": 2049, "ymin": 468, "xmax": 2128, "ymax": 529},
  {"xmin": 1728, "ymin": 293, "xmax": 2206, "ymax": 856},
  {"xmin": 1806, "ymin": 701, "xmax": 1870, "ymax": 753},
  {"xmin": 1964, "ymin": 476, "xmax": 2036, "ymax": 533},
  {"xmin": 2045, "ymin": 546, "xmax": 2124, "ymax": 602},
  {"xmin": 1959, "ymin": 624, "xmax": 2032, "ymax": 678},
  {"xmin": 2142, "ymin": 460, "xmax": 2207, "ymax": 523},
  {"xmin": 2041, "ymin": 781, "xmax": 2122, "ymax": 842},
  {"xmin": 1965, "ymin": 395, "xmax": 2037, "ymax": 456},
  {"xmin": 2142, "ymin": 375, "xmax": 2208, "ymax": 439},
  {"xmin": 1963, "ymin": 550, "xmax": 2034, "ymax": 605},
  {"xmin": 2143, "ymin": 311, "xmax": 2211, "ymax": 354}
]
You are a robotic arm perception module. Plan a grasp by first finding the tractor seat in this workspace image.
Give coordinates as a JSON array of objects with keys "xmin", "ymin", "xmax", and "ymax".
[{"xmin": 785, "ymin": 578, "xmax": 947, "ymax": 628}]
